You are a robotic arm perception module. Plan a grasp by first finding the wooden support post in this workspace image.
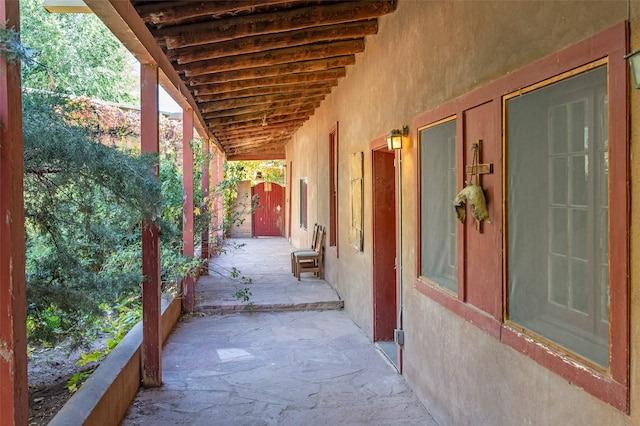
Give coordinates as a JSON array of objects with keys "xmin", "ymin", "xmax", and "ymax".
[
  {"xmin": 200, "ymin": 139, "xmax": 210, "ymax": 274},
  {"xmin": 182, "ymin": 109, "xmax": 195, "ymax": 312},
  {"xmin": 0, "ymin": 2, "xmax": 28, "ymax": 423},
  {"xmin": 140, "ymin": 62, "xmax": 162, "ymax": 387},
  {"xmin": 219, "ymin": 152, "xmax": 225, "ymax": 241},
  {"xmin": 210, "ymin": 147, "xmax": 221, "ymax": 256},
  {"xmin": 213, "ymin": 148, "xmax": 225, "ymax": 250}
]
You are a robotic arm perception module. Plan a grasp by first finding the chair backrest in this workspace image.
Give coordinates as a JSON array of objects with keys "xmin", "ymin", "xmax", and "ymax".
[
  {"xmin": 310, "ymin": 223, "xmax": 320, "ymax": 250},
  {"xmin": 316, "ymin": 226, "xmax": 326, "ymax": 254},
  {"xmin": 316, "ymin": 226, "xmax": 326, "ymax": 271}
]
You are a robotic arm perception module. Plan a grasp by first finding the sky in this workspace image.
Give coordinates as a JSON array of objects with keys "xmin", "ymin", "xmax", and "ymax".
[{"xmin": 159, "ymin": 87, "xmax": 181, "ymax": 113}]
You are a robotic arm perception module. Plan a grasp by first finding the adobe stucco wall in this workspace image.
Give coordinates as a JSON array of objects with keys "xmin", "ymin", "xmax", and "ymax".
[
  {"xmin": 228, "ymin": 180, "xmax": 252, "ymax": 238},
  {"xmin": 287, "ymin": 1, "xmax": 638, "ymax": 424}
]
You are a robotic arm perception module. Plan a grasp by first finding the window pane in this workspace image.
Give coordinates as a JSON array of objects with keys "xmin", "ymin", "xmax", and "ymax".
[
  {"xmin": 507, "ymin": 66, "xmax": 608, "ymax": 369},
  {"xmin": 420, "ymin": 119, "xmax": 457, "ymax": 292},
  {"xmin": 571, "ymin": 208, "xmax": 588, "ymax": 260},
  {"xmin": 570, "ymin": 259, "xmax": 589, "ymax": 313},
  {"xmin": 569, "ymin": 101, "xmax": 587, "ymax": 153},
  {"xmin": 549, "ymin": 106, "xmax": 568, "ymax": 155},
  {"xmin": 549, "ymin": 208, "xmax": 567, "ymax": 255},
  {"xmin": 549, "ymin": 157, "xmax": 568, "ymax": 204},
  {"xmin": 570, "ymin": 154, "xmax": 588, "ymax": 205},
  {"xmin": 299, "ymin": 178, "xmax": 307, "ymax": 230},
  {"xmin": 548, "ymin": 255, "xmax": 568, "ymax": 306}
]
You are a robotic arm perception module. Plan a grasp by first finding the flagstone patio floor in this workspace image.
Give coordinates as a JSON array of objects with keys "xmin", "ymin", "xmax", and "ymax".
[{"xmin": 121, "ymin": 237, "xmax": 437, "ymax": 426}]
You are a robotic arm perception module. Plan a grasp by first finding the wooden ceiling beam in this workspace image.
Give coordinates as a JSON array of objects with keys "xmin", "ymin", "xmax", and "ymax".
[
  {"xmin": 169, "ymin": 20, "xmax": 378, "ymax": 64},
  {"xmin": 159, "ymin": 1, "xmax": 397, "ymax": 49},
  {"xmin": 223, "ymin": 138, "xmax": 293, "ymax": 150},
  {"xmin": 223, "ymin": 141, "xmax": 288, "ymax": 155},
  {"xmin": 222, "ymin": 136, "xmax": 279, "ymax": 146},
  {"xmin": 215, "ymin": 127, "xmax": 302, "ymax": 142},
  {"xmin": 232, "ymin": 146, "xmax": 286, "ymax": 155},
  {"xmin": 228, "ymin": 153, "xmax": 285, "ymax": 161},
  {"xmin": 220, "ymin": 129, "xmax": 298, "ymax": 141},
  {"xmin": 137, "ymin": 0, "xmax": 296, "ymax": 26},
  {"xmin": 204, "ymin": 105, "xmax": 318, "ymax": 125},
  {"xmin": 195, "ymin": 82, "xmax": 334, "ymax": 103},
  {"xmin": 232, "ymin": 147, "xmax": 286, "ymax": 157},
  {"xmin": 214, "ymin": 125, "xmax": 302, "ymax": 140},
  {"xmin": 229, "ymin": 150, "xmax": 286, "ymax": 160},
  {"xmin": 199, "ymin": 91, "xmax": 328, "ymax": 114},
  {"xmin": 220, "ymin": 124, "xmax": 300, "ymax": 139},
  {"xmin": 218, "ymin": 132, "xmax": 296, "ymax": 144},
  {"xmin": 202, "ymin": 100, "xmax": 321, "ymax": 120},
  {"xmin": 227, "ymin": 134, "xmax": 288, "ymax": 144},
  {"xmin": 218, "ymin": 134, "xmax": 291, "ymax": 150},
  {"xmin": 178, "ymin": 39, "xmax": 364, "ymax": 77},
  {"xmin": 208, "ymin": 113, "xmax": 308, "ymax": 131},
  {"xmin": 208, "ymin": 111, "xmax": 311, "ymax": 127},
  {"xmin": 226, "ymin": 145, "xmax": 289, "ymax": 157},
  {"xmin": 194, "ymin": 69, "xmax": 345, "ymax": 95},
  {"xmin": 230, "ymin": 139, "xmax": 286, "ymax": 147},
  {"xmin": 187, "ymin": 56, "xmax": 354, "ymax": 86}
]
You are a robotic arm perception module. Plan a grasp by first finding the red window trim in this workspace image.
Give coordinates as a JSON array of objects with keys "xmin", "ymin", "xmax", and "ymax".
[
  {"xmin": 329, "ymin": 123, "xmax": 339, "ymax": 257},
  {"xmin": 412, "ymin": 22, "xmax": 629, "ymax": 411}
]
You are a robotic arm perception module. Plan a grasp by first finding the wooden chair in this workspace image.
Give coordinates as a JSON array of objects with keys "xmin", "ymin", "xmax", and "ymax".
[
  {"xmin": 290, "ymin": 223, "xmax": 320, "ymax": 274},
  {"xmin": 293, "ymin": 226, "xmax": 325, "ymax": 281}
]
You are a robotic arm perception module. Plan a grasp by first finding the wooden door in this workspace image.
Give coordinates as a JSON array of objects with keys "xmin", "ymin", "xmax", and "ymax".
[
  {"xmin": 372, "ymin": 149, "xmax": 397, "ymax": 341},
  {"xmin": 252, "ymin": 182, "xmax": 285, "ymax": 236}
]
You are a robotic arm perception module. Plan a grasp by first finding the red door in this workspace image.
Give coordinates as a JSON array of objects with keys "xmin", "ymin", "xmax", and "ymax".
[
  {"xmin": 372, "ymin": 148, "xmax": 397, "ymax": 342},
  {"xmin": 252, "ymin": 182, "xmax": 285, "ymax": 236}
]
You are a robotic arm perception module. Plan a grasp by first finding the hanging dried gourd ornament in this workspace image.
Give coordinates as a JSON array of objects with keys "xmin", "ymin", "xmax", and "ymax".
[{"xmin": 454, "ymin": 141, "xmax": 491, "ymax": 225}]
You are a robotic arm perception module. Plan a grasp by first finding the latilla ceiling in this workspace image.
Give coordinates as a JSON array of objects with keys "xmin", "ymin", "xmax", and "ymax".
[{"xmin": 128, "ymin": 0, "xmax": 398, "ymax": 159}]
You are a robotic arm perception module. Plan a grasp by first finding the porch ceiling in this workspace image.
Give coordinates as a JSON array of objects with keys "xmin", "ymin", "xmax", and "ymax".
[{"xmin": 88, "ymin": 1, "xmax": 398, "ymax": 160}]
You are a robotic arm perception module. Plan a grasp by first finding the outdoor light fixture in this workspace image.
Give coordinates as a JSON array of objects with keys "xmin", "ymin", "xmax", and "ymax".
[
  {"xmin": 625, "ymin": 48, "xmax": 640, "ymax": 89},
  {"xmin": 387, "ymin": 126, "xmax": 409, "ymax": 151}
]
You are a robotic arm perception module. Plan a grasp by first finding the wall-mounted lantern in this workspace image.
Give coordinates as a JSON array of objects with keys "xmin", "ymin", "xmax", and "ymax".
[
  {"xmin": 387, "ymin": 125, "xmax": 409, "ymax": 150},
  {"xmin": 624, "ymin": 48, "xmax": 640, "ymax": 89}
]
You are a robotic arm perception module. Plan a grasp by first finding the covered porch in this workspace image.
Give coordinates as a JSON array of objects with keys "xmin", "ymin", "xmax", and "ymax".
[
  {"xmin": 3, "ymin": 1, "xmax": 640, "ymax": 425},
  {"xmin": 1, "ymin": 1, "xmax": 398, "ymax": 423},
  {"xmin": 49, "ymin": 237, "xmax": 430, "ymax": 424}
]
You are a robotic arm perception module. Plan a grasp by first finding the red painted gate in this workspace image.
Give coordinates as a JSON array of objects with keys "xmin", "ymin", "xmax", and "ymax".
[{"xmin": 252, "ymin": 182, "xmax": 285, "ymax": 236}]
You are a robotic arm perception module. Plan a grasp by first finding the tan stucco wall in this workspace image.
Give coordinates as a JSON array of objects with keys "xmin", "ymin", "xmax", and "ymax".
[
  {"xmin": 228, "ymin": 180, "xmax": 252, "ymax": 238},
  {"xmin": 287, "ymin": 1, "xmax": 638, "ymax": 423}
]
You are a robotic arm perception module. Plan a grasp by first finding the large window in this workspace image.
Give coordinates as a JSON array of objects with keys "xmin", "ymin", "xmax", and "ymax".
[
  {"xmin": 506, "ymin": 65, "xmax": 609, "ymax": 369},
  {"xmin": 299, "ymin": 178, "xmax": 307, "ymax": 230},
  {"xmin": 413, "ymin": 23, "xmax": 629, "ymax": 410},
  {"xmin": 419, "ymin": 119, "xmax": 457, "ymax": 293}
]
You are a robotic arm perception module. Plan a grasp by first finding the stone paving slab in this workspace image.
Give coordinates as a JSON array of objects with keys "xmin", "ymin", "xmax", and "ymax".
[
  {"xmin": 122, "ymin": 310, "xmax": 436, "ymax": 426},
  {"xmin": 195, "ymin": 238, "xmax": 343, "ymax": 312},
  {"xmin": 121, "ymin": 237, "xmax": 436, "ymax": 425}
]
